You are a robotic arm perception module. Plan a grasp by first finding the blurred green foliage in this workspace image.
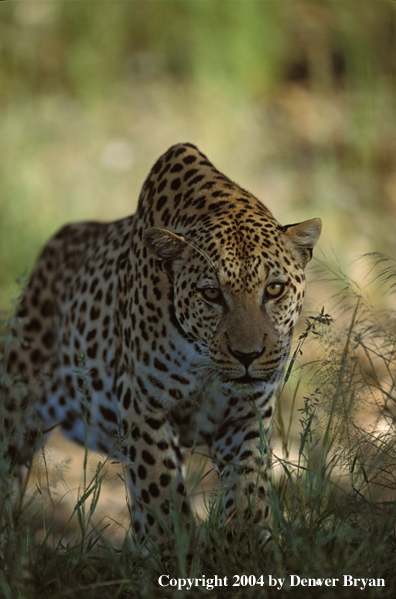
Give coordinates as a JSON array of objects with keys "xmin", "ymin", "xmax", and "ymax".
[
  {"xmin": 0, "ymin": 1, "xmax": 283, "ymax": 101},
  {"xmin": 1, "ymin": 1, "xmax": 396, "ymax": 307},
  {"xmin": 1, "ymin": 1, "xmax": 395, "ymax": 102}
]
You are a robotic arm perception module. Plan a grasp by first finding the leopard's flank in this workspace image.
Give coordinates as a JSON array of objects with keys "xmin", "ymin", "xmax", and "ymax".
[{"xmin": 1, "ymin": 143, "xmax": 321, "ymax": 548}]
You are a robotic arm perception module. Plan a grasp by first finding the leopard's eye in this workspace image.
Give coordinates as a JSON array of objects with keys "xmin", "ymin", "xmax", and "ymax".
[
  {"xmin": 200, "ymin": 286, "xmax": 223, "ymax": 303},
  {"xmin": 265, "ymin": 283, "xmax": 285, "ymax": 299}
]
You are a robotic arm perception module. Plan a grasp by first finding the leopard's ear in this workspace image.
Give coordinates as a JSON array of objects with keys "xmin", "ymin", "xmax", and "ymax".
[
  {"xmin": 143, "ymin": 227, "xmax": 188, "ymax": 261},
  {"xmin": 282, "ymin": 218, "xmax": 322, "ymax": 267}
]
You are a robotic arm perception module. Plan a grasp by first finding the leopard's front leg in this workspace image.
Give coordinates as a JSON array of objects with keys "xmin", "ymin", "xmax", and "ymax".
[
  {"xmin": 124, "ymin": 416, "xmax": 194, "ymax": 551},
  {"xmin": 210, "ymin": 412, "xmax": 272, "ymax": 541}
]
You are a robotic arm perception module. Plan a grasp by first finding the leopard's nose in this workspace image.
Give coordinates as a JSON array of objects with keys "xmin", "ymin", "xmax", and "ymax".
[{"xmin": 228, "ymin": 347, "xmax": 264, "ymax": 369}]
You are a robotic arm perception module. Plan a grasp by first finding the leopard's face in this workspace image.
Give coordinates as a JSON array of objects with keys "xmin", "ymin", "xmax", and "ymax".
[{"xmin": 144, "ymin": 214, "xmax": 320, "ymax": 389}]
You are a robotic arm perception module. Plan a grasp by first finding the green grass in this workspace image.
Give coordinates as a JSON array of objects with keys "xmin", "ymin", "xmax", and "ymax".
[{"xmin": 1, "ymin": 256, "xmax": 396, "ymax": 598}]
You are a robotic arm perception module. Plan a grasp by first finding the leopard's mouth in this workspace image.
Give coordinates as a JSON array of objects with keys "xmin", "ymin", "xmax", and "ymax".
[
  {"xmin": 224, "ymin": 371, "xmax": 275, "ymax": 385},
  {"xmin": 234, "ymin": 374, "xmax": 260, "ymax": 384}
]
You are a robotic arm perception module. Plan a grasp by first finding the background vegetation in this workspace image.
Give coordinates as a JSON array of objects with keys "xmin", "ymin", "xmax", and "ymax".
[
  {"xmin": 2, "ymin": 0, "xmax": 396, "ymax": 305},
  {"xmin": 2, "ymin": 1, "xmax": 396, "ymax": 597}
]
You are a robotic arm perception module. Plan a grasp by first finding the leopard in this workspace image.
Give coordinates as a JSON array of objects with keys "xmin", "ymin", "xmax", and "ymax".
[{"xmin": 1, "ymin": 142, "xmax": 321, "ymax": 550}]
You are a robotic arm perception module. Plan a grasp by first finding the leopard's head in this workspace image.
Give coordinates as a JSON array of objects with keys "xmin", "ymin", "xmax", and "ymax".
[{"xmin": 143, "ymin": 215, "xmax": 321, "ymax": 387}]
